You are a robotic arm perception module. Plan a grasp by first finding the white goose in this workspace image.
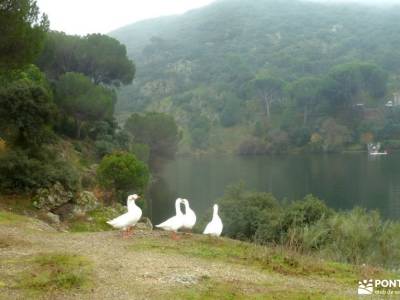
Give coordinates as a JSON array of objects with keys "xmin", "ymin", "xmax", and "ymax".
[
  {"xmin": 107, "ymin": 194, "xmax": 142, "ymax": 238},
  {"xmin": 203, "ymin": 204, "xmax": 223, "ymax": 237},
  {"xmin": 156, "ymin": 198, "xmax": 184, "ymax": 240},
  {"xmin": 182, "ymin": 198, "xmax": 196, "ymax": 232}
]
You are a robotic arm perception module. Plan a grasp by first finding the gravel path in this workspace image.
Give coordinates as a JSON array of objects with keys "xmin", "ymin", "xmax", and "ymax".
[{"xmin": 0, "ymin": 217, "xmax": 356, "ymax": 299}]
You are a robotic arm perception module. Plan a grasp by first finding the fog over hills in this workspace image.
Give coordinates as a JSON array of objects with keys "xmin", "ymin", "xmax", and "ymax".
[{"xmin": 110, "ymin": 0, "xmax": 400, "ymax": 153}]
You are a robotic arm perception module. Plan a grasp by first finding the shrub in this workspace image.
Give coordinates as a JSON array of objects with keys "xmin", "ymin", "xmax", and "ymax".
[
  {"xmin": 218, "ymin": 184, "xmax": 281, "ymax": 241},
  {"xmin": 0, "ymin": 149, "xmax": 79, "ymax": 193},
  {"xmin": 280, "ymin": 195, "xmax": 333, "ymax": 232},
  {"xmin": 324, "ymin": 208, "xmax": 383, "ymax": 265},
  {"xmin": 94, "ymin": 139, "xmax": 115, "ymax": 158},
  {"xmin": 217, "ymin": 186, "xmax": 400, "ymax": 268},
  {"xmin": 97, "ymin": 152, "xmax": 149, "ymax": 202}
]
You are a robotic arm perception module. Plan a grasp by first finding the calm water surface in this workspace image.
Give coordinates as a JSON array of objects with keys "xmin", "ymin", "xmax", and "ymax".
[{"xmin": 149, "ymin": 153, "xmax": 400, "ymax": 223}]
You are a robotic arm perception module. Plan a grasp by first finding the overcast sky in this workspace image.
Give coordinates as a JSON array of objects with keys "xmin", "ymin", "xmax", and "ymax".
[
  {"xmin": 36, "ymin": 0, "xmax": 400, "ymax": 36},
  {"xmin": 36, "ymin": 0, "xmax": 215, "ymax": 36}
]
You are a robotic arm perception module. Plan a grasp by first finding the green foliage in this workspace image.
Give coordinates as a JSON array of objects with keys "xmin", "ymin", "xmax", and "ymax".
[
  {"xmin": 124, "ymin": 112, "xmax": 179, "ymax": 163},
  {"xmin": 111, "ymin": 0, "xmax": 398, "ymax": 153},
  {"xmin": 97, "ymin": 152, "xmax": 149, "ymax": 199},
  {"xmin": 220, "ymin": 96, "xmax": 242, "ymax": 127},
  {"xmin": 0, "ymin": 0, "xmax": 49, "ymax": 69},
  {"xmin": 54, "ymin": 72, "xmax": 116, "ymax": 139},
  {"xmin": 218, "ymin": 184, "xmax": 281, "ymax": 241},
  {"xmin": 247, "ymin": 71, "xmax": 285, "ymax": 119},
  {"xmin": 0, "ymin": 148, "xmax": 79, "ymax": 193},
  {"xmin": 0, "ymin": 65, "xmax": 55, "ymax": 149},
  {"xmin": 218, "ymin": 185, "xmax": 400, "ymax": 268},
  {"xmin": 37, "ymin": 31, "xmax": 135, "ymax": 86},
  {"xmin": 323, "ymin": 62, "xmax": 387, "ymax": 112},
  {"xmin": 287, "ymin": 76, "xmax": 323, "ymax": 125},
  {"xmin": 189, "ymin": 115, "xmax": 211, "ymax": 150},
  {"xmin": 280, "ymin": 195, "xmax": 333, "ymax": 231},
  {"xmin": 0, "ymin": 210, "xmax": 30, "ymax": 224}
]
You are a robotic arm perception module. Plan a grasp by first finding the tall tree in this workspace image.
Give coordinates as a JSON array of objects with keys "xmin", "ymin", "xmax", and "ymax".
[
  {"xmin": 55, "ymin": 72, "xmax": 116, "ymax": 139},
  {"xmin": 248, "ymin": 71, "xmax": 284, "ymax": 121},
  {"xmin": 322, "ymin": 62, "xmax": 387, "ymax": 111},
  {"xmin": 287, "ymin": 76, "xmax": 323, "ymax": 125},
  {"xmin": 0, "ymin": 0, "xmax": 49, "ymax": 69},
  {"xmin": 37, "ymin": 32, "xmax": 135, "ymax": 86},
  {"xmin": 124, "ymin": 112, "xmax": 180, "ymax": 167},
  {"xmin": 0, "ymin": 65, "xmax": 55, "ymax": 149}
]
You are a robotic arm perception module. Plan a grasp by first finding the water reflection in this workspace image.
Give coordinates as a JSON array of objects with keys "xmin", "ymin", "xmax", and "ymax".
[{"xmin": 150, "ymin": 153, "xmax": 400, "ymax": 224}]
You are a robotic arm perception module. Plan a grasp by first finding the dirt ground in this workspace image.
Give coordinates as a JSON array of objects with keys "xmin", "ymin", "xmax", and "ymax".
[{"xmin": 0, "ymin": 215, "xmax": 357, "ymax": 300}]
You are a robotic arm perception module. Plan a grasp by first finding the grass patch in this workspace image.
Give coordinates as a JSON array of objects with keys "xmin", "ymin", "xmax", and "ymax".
[
  {"xmin": 69, "ymin": 207, "xmax": 124, "ymax": 232},
  {"xmin": 17, "ymin": 253, "xmax": 93, "ymax": 292},
  {"xmin": 0, "ymin": 211, "xmax": 30, "ymax": 225},
  {"xmin": 129, "ymin": 234, "xmax": 386, "ymax": 284},
  {"xmin": 167, "ymin": 277, "xmax": 352, "ymax": 300}
]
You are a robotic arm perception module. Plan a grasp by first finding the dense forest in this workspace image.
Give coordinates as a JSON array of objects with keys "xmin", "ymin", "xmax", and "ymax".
[
  {"xmin": 111, "ymin": 0, "xmax": 400, "ymax": 154},
  {"xmin": 0, "ymin": 0, "xmax": 180, "ymax": 203}
]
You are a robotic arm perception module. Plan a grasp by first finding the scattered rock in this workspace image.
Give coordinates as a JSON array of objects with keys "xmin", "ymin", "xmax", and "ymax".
[
  {"xmin": 164, "ymin": 274, "xmax": 199, "ymax": 285},
  {"xmin": 53, "ymin": 203, "xmax": 75, "ymax": 220},
  {"xmin": 32, "ymin": 182, "xmax": 73, "ymax": 211},
  {"xmin": 43, "ymin": 212, "xmax": 61, "ymax": 225},
  {"xmin": 74, "ymin": 191, "xmax": 99, "ymax": 214}
]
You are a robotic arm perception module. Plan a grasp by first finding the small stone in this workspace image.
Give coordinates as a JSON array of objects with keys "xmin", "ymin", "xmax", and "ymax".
[
  {"xmin": 135, "ymin": 217, "xmax": 153, "ymax": 231},
  {"xmin": 44, "ymin": 212, "xmax": 60, "ymax": 225}
]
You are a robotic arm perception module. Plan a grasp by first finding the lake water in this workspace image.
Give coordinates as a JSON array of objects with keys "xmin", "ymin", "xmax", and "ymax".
[{"xmin": 149, "ymin": 153, "xmax": 400, "ymax": 224}]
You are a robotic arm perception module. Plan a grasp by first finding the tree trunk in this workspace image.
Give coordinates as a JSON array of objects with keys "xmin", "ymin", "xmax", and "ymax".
[{"xmin": 264, "ymin": 93, "xmax": 271, "ymax": 119}]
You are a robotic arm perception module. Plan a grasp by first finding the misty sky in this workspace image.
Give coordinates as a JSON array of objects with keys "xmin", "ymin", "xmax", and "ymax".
[
  {"xmin": 37, "ymin": 0, "xmax": 400, "ymax": 36},
  {"xmin": 36, "ymin": 0, "xmax": 215, "ymax": 36}
]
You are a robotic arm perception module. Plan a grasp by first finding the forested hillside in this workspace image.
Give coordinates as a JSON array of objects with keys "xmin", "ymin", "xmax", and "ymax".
[
  {"xmin": 111, "ymin": 0, "xmax": 400, "ymax": 154},
  {"xmin": 0, "ymin": 0, "xmax": 181, "ymax": 203}
]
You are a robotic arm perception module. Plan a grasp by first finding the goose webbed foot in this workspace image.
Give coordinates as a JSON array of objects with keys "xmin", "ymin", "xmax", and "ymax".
[{"xmin": 171, "ymin": 232, "xmax": 180, "ymax": 240}]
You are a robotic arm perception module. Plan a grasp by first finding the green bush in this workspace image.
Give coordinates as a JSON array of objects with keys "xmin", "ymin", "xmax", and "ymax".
[
  {"xmin": 0, "ymin": 149, "xmax": 79, "ymax": 193},
  {"xmin": 94, "ymin": 139, "xmax": 115, "ymax": 158},
  {"xmin": 97, "ymin": 152, "xmax": 149, "ymax": 202},
  {"xmin": 218, "ymin": 184, "xmax": 281, "ymax": 241},
  {"xmin": 280, "ymin": 195, "xmax": 333, "ymax": 232},
  {"xmin": 217, "ymin": 186, "xmax": 400, "ymax": 268},
  {"xmin": 324, "ymin": 208, "xmax": 383, "ymax": 265}
]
